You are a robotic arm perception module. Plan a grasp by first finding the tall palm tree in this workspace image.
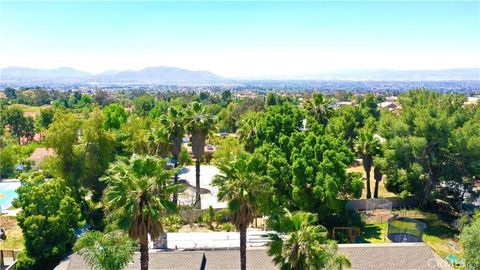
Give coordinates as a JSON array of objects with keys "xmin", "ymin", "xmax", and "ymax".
[
  {"xmin": 102, "ymin": 155, "xmax": 178, "ymax": 270},
  {"xmin": 354, "ymin": 128, "xmax": 381, "ymax": 199},
  {"xmin": 185, "ymin": 102, "xmax": 215, "ymax": 209},
  {"xmin": 212, "ymin": 153, "xmax": 267, "ymax": 270},
  {"xmin": 268, "ymin": 211, "xmax": 351, "ymax": 270},
  {"xmin": 304, "ymin": 93, "xmax": 333, "ymax": 125},
  {"xmin": 73, "ymin": 231, "xmax": 135, "ymax": 270},
  {"xmin": 237, "ymin": 114, "xmax": 260, "ymax": 153},
  {"xmin": 161, "ymin": 106, "xmax": 185, "ymax": 205}
]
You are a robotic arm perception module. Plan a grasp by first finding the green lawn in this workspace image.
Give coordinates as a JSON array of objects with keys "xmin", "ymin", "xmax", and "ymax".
[
  {"xmin": 9, "ymin": 104, "xmax": 48, "ymax": 118},
  {"xmin": 359, "ymin": 210, "xmax": 461, "ymax": 257}
]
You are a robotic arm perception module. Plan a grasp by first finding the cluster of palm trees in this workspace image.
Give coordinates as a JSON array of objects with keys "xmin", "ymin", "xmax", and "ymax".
[
  {"xmin": 144, "ymin": 101, "xmax": 215, "ymax": 208},
  {"xmin": 82, "ymin": 97, "xmax": 350, "ymax": 270}
]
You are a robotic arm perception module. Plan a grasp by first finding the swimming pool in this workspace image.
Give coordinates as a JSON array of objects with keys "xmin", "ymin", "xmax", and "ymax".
[{"xmin": 0, "ymin": 181, "xmax": 21, "ymax": 213}]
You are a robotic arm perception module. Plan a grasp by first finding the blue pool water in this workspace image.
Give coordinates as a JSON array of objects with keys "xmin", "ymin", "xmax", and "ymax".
[{"xmin": 0, "ymin": 181, "xmax": 21, "ymax": 212}]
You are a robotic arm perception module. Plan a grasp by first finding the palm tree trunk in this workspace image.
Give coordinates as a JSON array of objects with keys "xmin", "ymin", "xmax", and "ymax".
[
  {"xmin": 373, "ymin": 167, "xmax": 382, "ymax": 198},
  {"xmin": 363, "ymin": 157, "xmax": 372, "ymax": 199},
  {"xmin": 195, "ymin": 158, "xmax": 201, "ymax": 209},
  {"xmin": 173, "ymin": 157, "xmax": 179, "ymax": 205},
  {"xmin": 365, "ymin": 169, "xmax": 372, "ymax": 199},
  {"xmin": 140, "ymin": 241, "xmax": 149, "ymax": 270},
  {"xmin": 239, "ymin": 223, "xmax": 247, "ymax": 270}
]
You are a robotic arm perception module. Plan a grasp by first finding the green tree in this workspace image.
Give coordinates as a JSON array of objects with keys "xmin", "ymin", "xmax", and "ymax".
[
  {"xmin": 460, "ymin": 211, "xmax": 480, "ymax": 270},
  {"xmin": 185, "ymin": 101, "xmax": 215, "ymax": 208},
  {"xmin": 22, "ymin": 116, "xmax": 35, "ymax": 143},
  {"xmin": 161, "ymin": 106, "xmax": 186, "ymax": 205},
  {"xmin": 212, "ymin": 152, "xmax": 268, "ymax": 270},
  {"xmin": 354, "ymin": 126, "xmax": 381, "ymax": 199},
  {"xmin": 212, "ymin": 137, "xmax": 244, "ymax": 165},
  {"xmin": 74, "ymin": 231, "xmax": 136, "ymax": 270},
  {"xmin": 268, "ymin": 211, "xmax": 350, "ymax": 270},
  {"xmin": 81, "ymin": 109, "xmax": 115, "ymax": 201},
  {"xmin": 45, "ymin": 111, "xmax": 82, "ymax": 188},
  {"xmin": 378, "ymin": 89, "xmax": 480, "ymax": 207},
  {"xmin": 4, "ymin": 87, "xmax": 16, "ymax": 99},
  {"xmin": 252, "ymin": 103, "xmax": 361, "ymax": 223},
  {"xmin": 102, "ymin": 155, "xmax": 178, "ymax": 270},
  {"xmin": 13, "ymin": 172, "xmax": 83, "ymax": 270},
  {"xmin": 265, "ymin": 92, "xmax": 278, "ymax": 108},
  {"xmin": 103, "ymin": 103, "xmax": 128, "ymax": 130},
  {"xmin": 237, "ymin": 112, "xmax": 261, "ymax": 153},
  {"xmin": 178, "ymin": 146, "xmax": 193, "ymax": 166},
  {"xmin": 133, "ymin": 95, "xmax": 155, "ymax": 116},
  {"xmin": 221, "ymin": 90, "xmax": 232, "ymax": 105},
  {"xmin": 146, "ymin": 126, "xmax": 170, "ymax": 157},
  {"xmin": 304, "ymin": 93, "xmax": 333, "ymax": 125},
  {"xmin": 2, "ymin": 107, "xmax": 27, "ymax": 143},
  {"xmin": 119, "ymin": 115, "xmax": 150, "ymax": 154},
  {"xmin": 38, "ymin": 107, "xmax": 55, "ymax": 139}
]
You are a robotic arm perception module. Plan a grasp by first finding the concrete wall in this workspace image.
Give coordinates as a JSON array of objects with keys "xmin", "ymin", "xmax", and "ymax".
[{"xmin": 346, "ymin": 196, "xmax": 418, "ymax": 211}]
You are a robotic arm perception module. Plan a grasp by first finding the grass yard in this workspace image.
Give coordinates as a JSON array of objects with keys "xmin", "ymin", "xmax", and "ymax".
[
  {"xmin": 347, "ymin": 165, "xmax": 396, "ymax": 199},
  {"xmin": 9, "ymin": 104, "xmax": 49, "ymax": 118},
  {"xmin": 0, "ymin": 216, "xmax": 24, "ymax": 251},
  {"xmin": 359, "ymin": 209, "xmax": 461, "ymax": 258}
]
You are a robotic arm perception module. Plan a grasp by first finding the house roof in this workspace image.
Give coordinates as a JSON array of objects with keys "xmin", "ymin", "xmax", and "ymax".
[
  {"xmin": 65, "ymin": 243, "xmax": 451, "ymax": 270},
  {"xmin": 26, "ymin": 147, "xmax": 55, "ymax": 161}
]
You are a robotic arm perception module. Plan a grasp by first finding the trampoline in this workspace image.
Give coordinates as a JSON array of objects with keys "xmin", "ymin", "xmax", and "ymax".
[{"xmin": 387, "ymin": 217, "xmax": 426, "ymax": 243}]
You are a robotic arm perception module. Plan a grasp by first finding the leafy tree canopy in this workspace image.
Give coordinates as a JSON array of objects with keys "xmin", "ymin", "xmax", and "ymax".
[
  {"xmin": 13, "ymin": 172, "xmax": 83, "ymax": 270},
  {"xmin": 377, "ymin": 89, "xmax": 480, "ymax": 207}
]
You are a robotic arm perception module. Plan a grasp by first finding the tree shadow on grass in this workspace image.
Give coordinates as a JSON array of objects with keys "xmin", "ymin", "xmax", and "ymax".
[
  {"xmin": 416, "ymin": 215, "xmax": 458, "ymax": 240},
  {"xmin": 358, "ymin": 223, "xmax": 383, "ymax": 243}
]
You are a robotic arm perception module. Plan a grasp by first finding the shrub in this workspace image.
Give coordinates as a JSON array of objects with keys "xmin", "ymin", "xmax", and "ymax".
[
  {"xmin": 178, "ymin": 146, "xmax": 193, "ymax": 166},
  {"xmin": 460, "ymin": 211, "xmax": 480, "ymax": 270},
  {"xmin": 219, "ymin": 222, "xmax": 235, "ymax": 232},
  {"xmin": 215, "ymin": 208, "xmax": 231, "ymax": 226},
  {"xmin": 162, "ymin": 215, "xmax": 182, "ymax": 232}
]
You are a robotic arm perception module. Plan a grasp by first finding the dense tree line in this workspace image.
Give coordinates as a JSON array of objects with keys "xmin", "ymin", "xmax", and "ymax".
[{"xmin": 1, "ymin": 88, "xmax": 478, "ymax": 269}]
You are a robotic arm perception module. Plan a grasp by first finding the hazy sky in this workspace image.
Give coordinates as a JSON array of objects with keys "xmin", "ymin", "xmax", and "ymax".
[{"xmin": 1, "ymin": 1, "xmax": 479, "ymax": 77}]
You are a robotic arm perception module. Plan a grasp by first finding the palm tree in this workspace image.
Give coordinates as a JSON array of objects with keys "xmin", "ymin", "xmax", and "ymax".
[
  {"xmin": 146, "ymin": 126, "xmax": 170, "ymax": 157},
  {"xmin": 304, "ymin": 93, "xmax": 333, "ymax": 125},
  {"xmin": 102, "ymin": 155, "xmax": 178, "ymax": 270},
  {"xmin": 73, "ymin": 231, "xmax": 135, "ymax": 270},
  {"xmin": 268, "ymin": 211, "xmax": 351, "ymax": 270},
  {"xmin": 237, "ymin": 113, "xmax": 260, "ymax": 153},
  {"xmin": 212, "ymin": 153, "xmax": 267, "ymax": 270},
  {"xmin": 161, "ymin": 106, "xmax": 185, "ymax": 205},
  {"xmin": 185, "ymin": 102, "xmax": 215, "ymax": 209},
  {"xmin": 354, "ymin": 128, "xmax": 381, "ymax": 199}
]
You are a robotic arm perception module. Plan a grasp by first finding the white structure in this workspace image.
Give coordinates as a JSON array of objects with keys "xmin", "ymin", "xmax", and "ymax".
[{"xmin": 176, "ymin": 165, "xmax": 227, "ymax": 209}]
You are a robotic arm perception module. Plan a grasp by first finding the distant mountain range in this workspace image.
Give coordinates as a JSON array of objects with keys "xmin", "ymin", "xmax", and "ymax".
[
  {"xmin": 0, "ymin": 66, "xmax": 223, "ymax": 84},
  {"xmin": 1, "ymin": 66, "xmax": 479, "ymax": 84}
]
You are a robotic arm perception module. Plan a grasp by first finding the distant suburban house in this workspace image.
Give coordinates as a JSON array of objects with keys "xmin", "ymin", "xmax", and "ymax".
[
  {"xmin": 63, "ymin": 243, "xmax": 451, "ymax": 270},
  {"xmin": 379, "ymin": 101, "xmax": 400, "ymax": 112},
  {"xmin": 335, "ymin": 101, "xmax": 353, "ymax": 108},
  {"xmin": 27, "ymin": 147, "xmax": 55, "ymax": 169},
  {"xmin": 186, "ymin": 144, "xmax": 217, "ymax": 157},
  {"xmin": 464, "ymin": 96, "xmax": 479, "ymax": 106}
]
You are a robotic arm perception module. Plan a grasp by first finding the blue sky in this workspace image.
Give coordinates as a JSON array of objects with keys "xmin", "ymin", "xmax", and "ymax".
[{"xmin": 1, "ymin": 1, "xmax": 479, "ymax": 77}]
